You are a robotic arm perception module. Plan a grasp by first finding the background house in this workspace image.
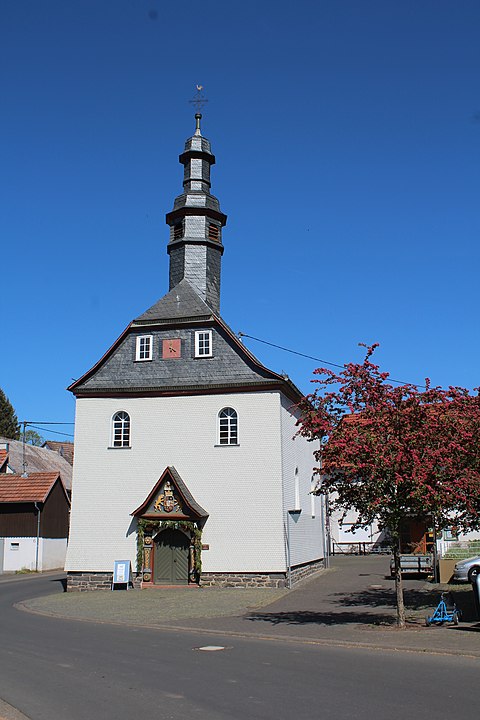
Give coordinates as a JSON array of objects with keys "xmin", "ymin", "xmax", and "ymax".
[
  {"xmin": 0, "ymin": 472, "xmax": 70, "ymax": 572},
  {"xmin": 0, "ymin": 437, "xmax": 73, "ymax": 492},
  {"xmin": 42, "ymin": 440, "xmax": 74, "ymax": 466}
]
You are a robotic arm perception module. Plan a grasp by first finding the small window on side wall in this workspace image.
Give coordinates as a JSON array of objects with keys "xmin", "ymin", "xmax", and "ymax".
[
  {"xmin": 112, "ymin": 411, "xmax": 130, "ymax": 447},
  {"xmin": 218, "ymin": 407, "xmax": 238, "ymax": 445},
  {"xmin": 195, "ymin": 330, "xmax": 212, "ymax": 358},
  {"xmin": 135, "ymin": 335, "xmax": 153, "ymax": 361}
]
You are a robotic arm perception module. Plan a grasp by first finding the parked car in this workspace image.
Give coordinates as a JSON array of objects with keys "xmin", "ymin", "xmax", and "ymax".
[{"xmin": 453, "ymin": 556, "xmax": 480, "ymax": 582}]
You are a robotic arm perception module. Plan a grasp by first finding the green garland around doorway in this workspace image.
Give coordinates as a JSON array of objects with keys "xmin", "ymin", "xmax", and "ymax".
[{"xmin": 136, "ymin": 518, "xmax": 203, "ymax": 579}]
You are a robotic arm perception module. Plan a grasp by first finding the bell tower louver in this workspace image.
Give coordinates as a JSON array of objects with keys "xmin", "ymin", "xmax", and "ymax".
[{"xmin": 166, "ymin": 113, "xmax": 227, "ymax": 314}]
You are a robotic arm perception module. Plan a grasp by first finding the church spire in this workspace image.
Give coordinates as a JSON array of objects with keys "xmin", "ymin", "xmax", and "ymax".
[{"xmin": 166, "ymin": 108, "xmax": 227, "ymax": 314}]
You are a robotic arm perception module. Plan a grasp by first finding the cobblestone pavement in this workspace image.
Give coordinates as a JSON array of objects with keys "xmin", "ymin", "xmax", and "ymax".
[{"xmin": 16, "ymin": 556, "xmax": 480, "ymax": 658}]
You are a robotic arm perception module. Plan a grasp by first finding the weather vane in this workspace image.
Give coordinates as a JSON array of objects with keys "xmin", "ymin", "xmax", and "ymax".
[{"xmin": 189, "ymin": 84, "xmax": 208, "ymax": 114}]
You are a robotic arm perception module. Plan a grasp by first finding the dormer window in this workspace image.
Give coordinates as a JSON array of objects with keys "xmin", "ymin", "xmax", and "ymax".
[
  {"xmin": 135, "ymin": 335, "xmax": 153, "ymax": 361},
  {"xmin": 194, "ymin": 330, "xmax": 212, "ymax": 358}
]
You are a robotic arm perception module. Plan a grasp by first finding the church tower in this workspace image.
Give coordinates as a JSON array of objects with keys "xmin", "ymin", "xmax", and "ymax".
[
  {"xmin": 166, "ymin": 113, "xmax": 227, "ymax": 314},
  {"xmin": 65, "ymin": 106, "xmax": 324, "ymax": 592}
]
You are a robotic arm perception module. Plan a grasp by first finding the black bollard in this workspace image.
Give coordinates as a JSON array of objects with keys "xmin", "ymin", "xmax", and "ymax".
[{"xmin": 471, "ymin": 574, "xmax": 480, "ymax": 620}]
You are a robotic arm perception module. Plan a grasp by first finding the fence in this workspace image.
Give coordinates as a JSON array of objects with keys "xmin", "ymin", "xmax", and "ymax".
[
  {"xmin": 441, "ymin": 540, "xmax": 480, "ymax": 560},
  {"xmin": 331, "ymin": 541, "xmax": 392, "ymax": 556}
]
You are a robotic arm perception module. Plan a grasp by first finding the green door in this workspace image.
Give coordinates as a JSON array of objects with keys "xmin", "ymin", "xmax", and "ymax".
[{"xmin": 154, "ymin": 529, "xmax": 190, "ymax": 585}]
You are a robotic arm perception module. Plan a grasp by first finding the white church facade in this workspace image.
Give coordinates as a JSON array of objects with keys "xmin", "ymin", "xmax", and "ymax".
[{"xmin": 65, "ymin": 113, "xmax": 325, "ymax": 590}]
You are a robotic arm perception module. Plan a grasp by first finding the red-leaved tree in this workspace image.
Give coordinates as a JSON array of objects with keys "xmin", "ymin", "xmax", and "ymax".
[{"xmin": 297, "ymin": 344, "xmax": 480, "ymax": 627}]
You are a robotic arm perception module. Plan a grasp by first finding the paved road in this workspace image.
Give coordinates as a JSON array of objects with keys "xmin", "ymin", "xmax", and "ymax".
[
  {"xmin": 0, "ymin": 572, "xmax": 478, "ymax": 720},
  {"xmin": 19, "ymin": 555, "xmax": 480, "ymax": 657}
]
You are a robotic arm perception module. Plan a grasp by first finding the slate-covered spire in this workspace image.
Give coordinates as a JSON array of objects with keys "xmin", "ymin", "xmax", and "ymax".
[{"xmin": 166, "ymin": 113, "xmax": 227, "ymax": 314}]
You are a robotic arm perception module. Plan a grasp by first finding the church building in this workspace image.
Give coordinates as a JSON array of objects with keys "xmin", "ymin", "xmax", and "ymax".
[{"xmin": 65, "ymin": 113, "xmax": 325, "ymax": 590}]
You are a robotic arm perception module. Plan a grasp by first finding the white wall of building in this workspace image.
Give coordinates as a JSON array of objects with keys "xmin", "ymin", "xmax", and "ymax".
[
  {"xmin": 2, "ymin": 537, "xmax": 35, "ymax": 571},
  {"xmin": 280, "ymin": 396, "xmax": 324, "ymax": 567},
  {"xmin": 1, "ymin": 537, "xmax": 67, "ymax": 572},
  {"xmin": 330, "ymin": 506, "xmax": 382, "ymax": 548},
  {"xmin": 41, "ymin": 539, "xmax": 68, "ymax": 570},
  {"xmin": 66, "ymin": 392, "xmax": 287, "ymax": 574}
]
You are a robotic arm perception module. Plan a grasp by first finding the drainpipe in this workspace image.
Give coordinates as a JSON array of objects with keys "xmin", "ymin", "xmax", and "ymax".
[{"xmin": 34, "ymin": 502, "xmax": 41, "ymax": 572}]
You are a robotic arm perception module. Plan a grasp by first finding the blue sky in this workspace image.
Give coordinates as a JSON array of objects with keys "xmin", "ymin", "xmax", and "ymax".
[{"xmin": 2, "ymin": 0, "xmax": 479, "ymax": 441}]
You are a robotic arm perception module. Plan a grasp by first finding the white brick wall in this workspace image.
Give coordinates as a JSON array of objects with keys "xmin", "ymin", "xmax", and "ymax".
[
  {"xmin": 280, "ymin": 396, "xmax": 324, "ymax": 567},
  {"xmin": 66, "ymin": 392, "xmax": 286, "ymax": 573}
]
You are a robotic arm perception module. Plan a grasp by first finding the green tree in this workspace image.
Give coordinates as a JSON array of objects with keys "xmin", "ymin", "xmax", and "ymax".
[
  {"xmin": 24, "ymin": 429, "xmax": 45, "ymax": 446},
  {"xmin": 0, "ymin": 389, "xmax": 20, "ymax": 440},
  {"xmin": 297, "ymin": 344, "xmax": 480, "ymax": 627}
]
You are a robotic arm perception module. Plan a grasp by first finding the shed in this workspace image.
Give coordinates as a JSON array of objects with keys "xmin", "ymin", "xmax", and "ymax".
[{"xmin": 0, "ymin": 472, "xmax": 70, "ymax": 573}]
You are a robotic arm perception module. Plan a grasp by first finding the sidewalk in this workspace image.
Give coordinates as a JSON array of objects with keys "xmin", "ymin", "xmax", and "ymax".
[
  {"xmin": 18, "ymin": 556, "xmax": 480, "ymax": 658},
  {"xmin": 0, "ymin": 570, "xmax": 63, "ymax": 585}
]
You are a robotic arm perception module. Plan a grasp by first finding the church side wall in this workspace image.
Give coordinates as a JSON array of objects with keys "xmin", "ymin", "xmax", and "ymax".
[
  {"xmin": 280, "ymin": 395, "xmax": 324, "ymax": 570},
  {"xmin": 65, "ymin": 392, "xmax": 286, "ymax": 577}
]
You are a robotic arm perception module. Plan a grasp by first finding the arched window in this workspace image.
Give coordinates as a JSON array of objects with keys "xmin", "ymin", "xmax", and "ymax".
[
  {"xmin": 218, "ymin": 407, "xmax": 238, "ymax": 445},
  {"xmin": 112, "ymin": 411, "xmax": 130, "ymax": 447},
  {"xmin": 294, "ymin": 467, "xmax": 301, "ymax": 511}
]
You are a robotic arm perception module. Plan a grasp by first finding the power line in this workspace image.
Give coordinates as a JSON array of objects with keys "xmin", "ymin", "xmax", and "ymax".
[
  {"xmin": 27, "ymin": 424, "xmax": 74, "ymax": 438},
  {"xmin": 21, "ymin": 421, "xmax": 74, "ymax": 425},
  {"xmin": 21, "ymin": 421, "xmax": 74, "ymax": 440},
  {"xmin": 237, "ymin": 332, "xmax": 426, "ymax": 389}
]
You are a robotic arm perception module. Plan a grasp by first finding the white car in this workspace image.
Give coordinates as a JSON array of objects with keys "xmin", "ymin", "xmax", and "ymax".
[{"xmin": 453, "ymin": 556, "xmax": 480, "ymax": 582}]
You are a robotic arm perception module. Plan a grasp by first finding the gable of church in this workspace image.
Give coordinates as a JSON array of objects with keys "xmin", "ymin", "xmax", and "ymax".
[{"xmin": 72, "ymin": 322, "xmax": 284, "ymax": 395}]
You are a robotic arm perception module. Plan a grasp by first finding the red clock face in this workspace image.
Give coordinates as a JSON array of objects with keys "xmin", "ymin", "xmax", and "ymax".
[{"xmin": 162, "ymin": 338, "xmax": 181, "ymax": 359}]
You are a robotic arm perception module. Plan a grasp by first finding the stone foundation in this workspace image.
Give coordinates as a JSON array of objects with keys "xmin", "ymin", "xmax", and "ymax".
[
  {"xmin": 67, "ymin": 572, "xmax": 142, "ymax": 591},
  {"xmin": 290, "ymin": 557, "xmax": 324, "ymax": 585},
  {"xmin": 200, "ymin": 572, "xmax": 287, "ymax": 588},
  {"xmin": 200, "ymin": 558, "xmax": 324, "ymax": 589},
  {"xmin": 67, "ymin": 558, "xmax": 324, "ymax": 591}
]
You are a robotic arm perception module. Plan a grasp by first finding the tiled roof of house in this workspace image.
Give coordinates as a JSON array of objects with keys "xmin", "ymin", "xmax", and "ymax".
[
  {"xmin": 42, "ymin": 441, "xmax": 74, "ymax": 466},
  {"xmin": 0, "ymin": 449, "xmax": 8, "ymax": 472},
  {"xmin": 0, "ymin": 473, "xmax": 61, "ymax": 503},
  {"xmin": 0, "ymin": 437, "xmax": 72, "ymax": 490}
]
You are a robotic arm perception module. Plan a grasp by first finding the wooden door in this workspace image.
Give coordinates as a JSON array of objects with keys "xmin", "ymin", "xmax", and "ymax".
[
  {"xmin": 400, "ymin": 520, "xmax": 427, "ymax": 554},
  {"xmin": 154, "ymin": 529, "xmax": 189, "ymax": 585}
]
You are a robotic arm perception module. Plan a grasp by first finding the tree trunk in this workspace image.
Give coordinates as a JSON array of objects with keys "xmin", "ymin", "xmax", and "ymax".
[{"xmin": 392, "ymin": 537, "xmax": 406, "ymax": 628}]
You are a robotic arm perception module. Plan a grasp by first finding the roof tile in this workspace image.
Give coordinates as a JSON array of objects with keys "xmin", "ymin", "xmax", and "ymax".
[{"xmin": 0, "ymin": 473, "xmax": 61, "ymax": 503}]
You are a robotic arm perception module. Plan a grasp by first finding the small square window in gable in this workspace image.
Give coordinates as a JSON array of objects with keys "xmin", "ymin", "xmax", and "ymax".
[
  {"xmin": 135, "ymin": 335, "xmax": 153, "ymax": 361},
  {"xmin": 194, "ymin": 330, "xmax": 213, "ymax": 358}
]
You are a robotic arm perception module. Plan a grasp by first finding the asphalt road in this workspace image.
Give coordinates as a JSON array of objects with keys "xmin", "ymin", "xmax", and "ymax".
[{"xmin": 0, "ymin": 574, "xmax": 478, "ymax": 720}]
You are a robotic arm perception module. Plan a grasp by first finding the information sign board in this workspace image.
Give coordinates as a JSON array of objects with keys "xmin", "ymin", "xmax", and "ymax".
[{"xmin": 112, "ymin": 560, "xmax": 132, "ymax": 590}]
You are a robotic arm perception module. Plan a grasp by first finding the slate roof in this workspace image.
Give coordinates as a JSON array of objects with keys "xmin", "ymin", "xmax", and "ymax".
[
  {"xmin": 68, "ymin": 281, "xmax": 304, "ymax": 402},
  {"xmin": 0, "ymin": 438, "xmax": 73, "ymax": 491},
  {"xmin": 0, "ymin": 472, "xmax": 63, "ymax": 503},
  {"xmin": 133, "ymin": 279, "xmax": 213, "ymax": 325},
  {"xmin": 168, "ymin": 466, "xmax": 209, "ymax": 519}
]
